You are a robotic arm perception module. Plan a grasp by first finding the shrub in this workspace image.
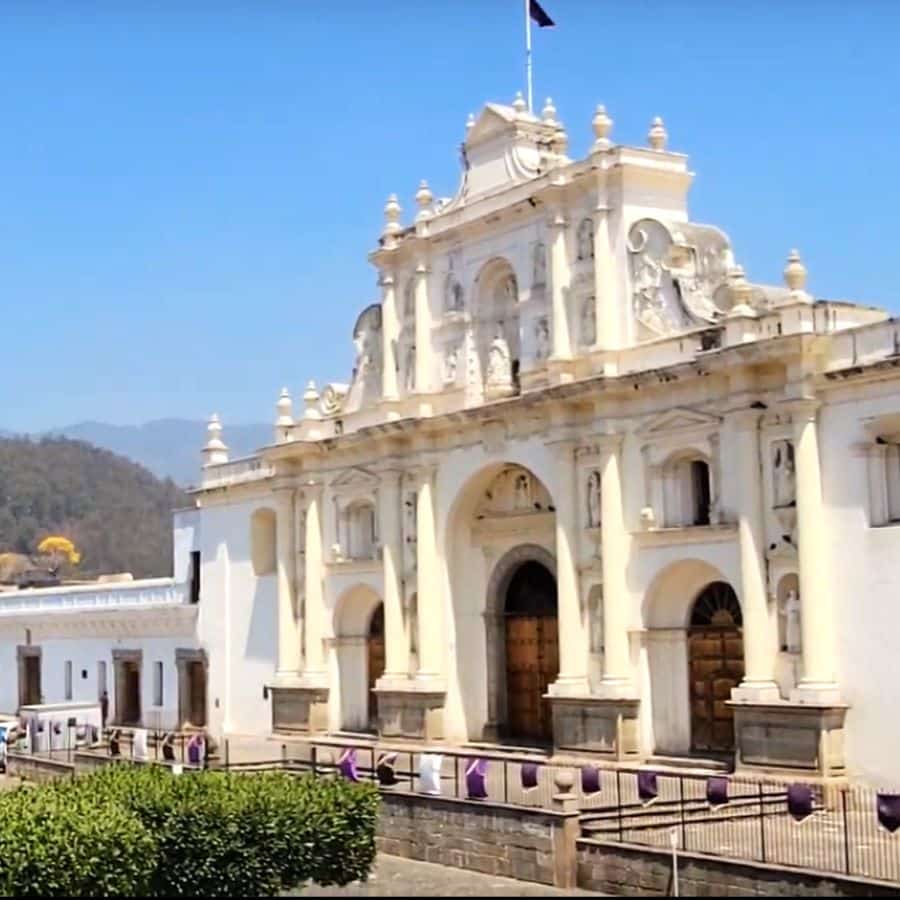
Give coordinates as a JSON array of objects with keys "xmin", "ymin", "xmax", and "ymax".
[{"xmin": 0, "ymin": 765, "xmax": 380, "ymax": 898}]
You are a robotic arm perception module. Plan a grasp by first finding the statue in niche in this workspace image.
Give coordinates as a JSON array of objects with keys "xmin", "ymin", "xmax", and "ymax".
[
  {"xmin": 404, "ymin": 344, "xmax": 416, "ymax": 394},
  {"xmin": 577, "ymin": 218, "xmax": 594, "ymax": 262},
  {"xmin": 403, "ymin": 279, "xmax": 415, "ymax": 320},
  {"xmin": 485, "ymin": 328, "xmax": 513, "ymax": 395},
  {"xmin": 443, "ymin": 344, "xmax": 460, "ymax": 384},
  {"xmin": 780, "ymin": 588, "xmax": 802, "ymax": 654},
  {"xmin": 587, "ymin": 470, "xmax": 602, "ymax": 528},
  {"xmin": 534, "ymin": 318, "xmax": 550, "ymax": 360},
  {"xmin": 590, "ymin": 587, "xmax": 604, "ymax": 653},
  {"xmin": 497, "ymin": 273, "xmax": 518, "ymax": 306},
  {"xmin": 445, "ymin": 275, "xmax": 464, "ymax": 313},
  {"xmin": 514, "ymin": 472, "xmax": 530, "ymax": 509},
  {"xmin": 532, "ymin": 243, "xmax": 547, "ymax": 287},
  {"xmin": 581, "ymin": 296, "xmax": 597, "ymax": 347},
  {"xmin": 772, "ymin": 440, "xmax": 796, "ymax": 508}
]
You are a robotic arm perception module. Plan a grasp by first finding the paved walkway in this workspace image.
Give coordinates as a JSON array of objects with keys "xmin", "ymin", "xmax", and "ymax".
[{"xmin": 292, "ymin": 854, "xmax": 603, "ymax": 897}]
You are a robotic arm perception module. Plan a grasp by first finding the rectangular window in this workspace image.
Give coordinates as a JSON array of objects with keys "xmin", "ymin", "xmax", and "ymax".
[
  {"xmin": 190, "ymin": 550, "xmax": 201, "ymax": 604},
  {"xmin": 153, "ymin": 661, "xmax": 164, "ymax": 707},
  {"xmin": 64, "ymin": 660, "xmax": 73, "ymax": 701}
]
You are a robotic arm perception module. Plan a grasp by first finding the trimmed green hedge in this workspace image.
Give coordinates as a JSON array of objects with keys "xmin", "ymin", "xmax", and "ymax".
[{"xmin": 0, "ymin": 765, "xmax": 379, "ymax": 897}]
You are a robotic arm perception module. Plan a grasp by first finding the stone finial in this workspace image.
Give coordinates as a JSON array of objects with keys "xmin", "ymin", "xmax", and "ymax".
[
  {"xmin": 202, "ymin": 413, "xmax": 229, "ymax": 466},
  {"xmin": 648, "ymin": 116, "xmax": 668, "ymax": 151},
  {"xmin": 591, "ymin": 104, "xmax": 613, "ymax": 152},
  {"xmin": 541, "ymin": 97, "xmax": 557, "ymax": 124},
  {"xmin": 382, "ymin": 193, "xmax": 402, "ymax": 239},
  {"xmin": 784, "ymin": 248, "xmax": 808, "ymax": 293},
  {"xmin": 728, "ymin": 265, "xmax": 754, "ymax": 311},
  {"xmin": 466, "ymin": 112, "xmax": 476, "ymax": 133},
  {"xmin": 512, "ymin": 91, "xmax": 527, "ymax": 114},
  {"xmin": 275, "ymin": 387, "xmax": 294, "ymax": 443},
  {"xmin": 303, "ymin": 380, "xmax": 321, "ymax": 420},
  {"xmin": 415, "ymin": 179, "xmax": 433, "ymax": 223},
  {"xmin": 553, "ymin": 768, "xmax": 575, "ymax": 793}
]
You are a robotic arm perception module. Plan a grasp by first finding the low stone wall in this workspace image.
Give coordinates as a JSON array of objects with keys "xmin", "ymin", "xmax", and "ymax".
[
  {"xmin": 6, "ymin": 753, "xmax": 75, "ymax": 783},
  {"xmin": 376, "ymin": 790, "xmax": 579, "ymax": 888},
  {"xmin": 577, "ymin": 838, "xmax": 899, "ymax": 897}
]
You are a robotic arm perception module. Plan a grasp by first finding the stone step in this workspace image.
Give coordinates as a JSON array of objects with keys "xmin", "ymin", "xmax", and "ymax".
[{"xmin": 646, "ymin": 754, "xmax": 732, "ymax": 775}]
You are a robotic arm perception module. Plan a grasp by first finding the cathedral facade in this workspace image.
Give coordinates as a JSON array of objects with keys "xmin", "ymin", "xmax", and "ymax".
[{"xmin": 5, "ymin": 94, "xmax": 898, "ymax": 787}]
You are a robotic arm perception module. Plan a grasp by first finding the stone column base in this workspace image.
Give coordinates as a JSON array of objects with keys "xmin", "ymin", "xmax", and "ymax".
[
  {"xmin": 374, "ymin": 687, "xmax": 445, "ymax": 741},
  {"xmin": 270, "ymin": 686, "xmax": 329, "ymax": 735},
  {"xmin": 728, "ymin": 700, "xmax": 848, "ymax": 778},
  {"xmin": 548, "ymin": 695, "xmax": 641, "ymax": 759}
]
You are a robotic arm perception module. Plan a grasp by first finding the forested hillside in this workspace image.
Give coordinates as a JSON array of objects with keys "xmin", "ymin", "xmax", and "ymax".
[{"xmin": 0, "ymin": 437, "xmax": 189, "ymax": 579}]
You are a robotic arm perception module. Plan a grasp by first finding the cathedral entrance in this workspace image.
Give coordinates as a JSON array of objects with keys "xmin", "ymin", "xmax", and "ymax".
[
  {"xmin": 688, "ymin": 582, "xmax": 743, "ymax": 753},
  {"xmin": 367, "ymin": 603, "xmax": 385, "ymax": 729},
  {"xmin": 504, "ymin": 560, "xmax": 558, "ymax": 743}
]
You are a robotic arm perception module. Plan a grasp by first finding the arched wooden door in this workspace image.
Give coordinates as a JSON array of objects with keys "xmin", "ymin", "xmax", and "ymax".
[
  {"xmin": 504, "ymin": 561, "xmax": 558, "ymax": 743},
  {"xmin": 688, "ymin": 582, "xmax": 744, "ymax": 753},
  {"xmin": 367, "ymin": 604, "xmax": 385, "ymax": 729}
]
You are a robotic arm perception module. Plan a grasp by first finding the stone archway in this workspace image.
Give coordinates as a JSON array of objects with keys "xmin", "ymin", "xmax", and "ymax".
[
  {"xmin": 484, "ymin": 543, "xmax": 557, "ymax": 741},
  {"xmin": 333, "ymin": 585, "xmax": 383, "ymax": 733}
]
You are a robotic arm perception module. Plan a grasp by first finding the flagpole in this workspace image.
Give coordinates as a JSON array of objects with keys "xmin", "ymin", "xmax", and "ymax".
[{"xmin": 524, "ymin": 0, "xmax": 533, "ymax": 113}]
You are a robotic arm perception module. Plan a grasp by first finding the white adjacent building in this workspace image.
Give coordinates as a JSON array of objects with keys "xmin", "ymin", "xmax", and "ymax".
[{"xmin": 3, "ymin": 94, "xmax": 900, "ymax": 787}]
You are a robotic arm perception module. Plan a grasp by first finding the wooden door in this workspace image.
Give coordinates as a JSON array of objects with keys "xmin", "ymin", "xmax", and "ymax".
[
  {"xmin": 367, "ymin": 605, "xmax": 385, "ymax": 728},
  {"xmin": 689, "ymin": 627, "xmax": 744, "ymax": 752},
  {"xmin": 505, "ymin": 615, "xmax": 558, "ymax": 742},
  {"xmin": 23, "ymin": 656, "xmax": 41, "ymax": 706},
  {"xmin": 188, "ymin": 661, "xmax": 207, "ymax": 727}
]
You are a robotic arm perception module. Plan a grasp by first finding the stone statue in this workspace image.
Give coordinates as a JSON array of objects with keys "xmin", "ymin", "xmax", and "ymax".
[
  {"xmin": 782, "ymin": 589, "xmax": 801, "ymax": 653},
  {"xmin": 534, "ymin": 318, "xmax": 550, "ymax": 360},
  {"xmin": 532, "ymin": 243, "xmax": 547, "ymax": 287},
  {"xmin": 443, "ymin": 344, "xmax": 459, "ymax": 384},
  {"xmin": 587, "ymin": 470, "xmax": 602, "ymax": 528},
  {"xmin": 445, "ymin": 275, "xmax": 464, "ymax": 313},
  {"xmin": 772, "ymin": 440, "xmax": 796, "ymax": 508},
  {"xmin": 577, "ymin": 218, "xmax": 594, "ymax": 261},
  {"xmin": 485, "ymin": 329, "xmax": 513, "ymax": 396},
  {"xmin": 581, "ymin": 296, "xmax": 596, "ymax": 347},
  {"xmin": 499, "ymin": 274, "xmax": 518, "ymax": 306}
]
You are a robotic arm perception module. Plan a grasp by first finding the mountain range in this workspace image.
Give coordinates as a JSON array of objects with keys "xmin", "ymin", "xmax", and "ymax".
[{"xmin": 36, "ymin": 419, "xmax": 271, "ymax": 487}]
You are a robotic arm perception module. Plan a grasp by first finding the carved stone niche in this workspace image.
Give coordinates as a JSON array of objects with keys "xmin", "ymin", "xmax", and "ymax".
[
  {"xmin": 474, "ymin": 466, "xmax": 554, "ymax": 520},
  {"xmin": 330, "ymin": 468, "xmax": 380, "ymax": 562}
]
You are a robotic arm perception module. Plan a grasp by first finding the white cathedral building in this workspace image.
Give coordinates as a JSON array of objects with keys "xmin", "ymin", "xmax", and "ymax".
[{"xmin": 2, "ymin": 94, "xmax": 900, "ymax": 786}]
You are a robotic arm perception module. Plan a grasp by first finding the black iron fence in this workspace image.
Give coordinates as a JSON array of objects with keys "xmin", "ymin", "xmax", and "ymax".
[{"xmin": 579, "ymin": 767, "xmax": 900, "ymax": 885}]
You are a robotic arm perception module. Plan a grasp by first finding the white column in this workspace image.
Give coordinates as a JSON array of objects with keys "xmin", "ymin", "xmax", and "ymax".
[
  {"xmin": 597, "ymin": 434, "xmax": 634, "ymax": 696},
  {"xmin": 381, "ymin": 271, "xmax": 399, "ymax": 401},
  {"xmin": 548, "ymin": 210, "xmax": 572, "ymax": 361},
  {"xmin": 414, "ymin": 259, "xmax": 431, "ymax": 394},
  {"xmin": 300, "ymin": 482, "xmax": 327, "ymax": 683},
  {"xmin": 790, "ymin": 401, "xmax": 840, "ymax": 703},
  {"xmin": 274, "ymin": 486, "xmax": 301, "ymax": 683},
  {"xmin": 414, "ymin": 464, "xmax": 443, "ymax": 686},
  {"xmin": 594, "ymin": 206, "xmax": 616, "ymax": 350},
  {"xmin": 549, "ymin": 442, "xmax": 589, "ymax": 694},
  {"xmin": 730, "ymin": 410, "xmax": 780, "ymax": 701},
  {"xmin": 378, "ymin": 470, "xmax": 407, "ymax": 682}
]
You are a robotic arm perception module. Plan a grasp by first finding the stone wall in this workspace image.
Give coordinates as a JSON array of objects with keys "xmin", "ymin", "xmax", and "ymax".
[
  {"xmin": 376, "ymin": 790, "xmax": 579, "ymax": 888},
  {"xmin": 6, "ymin": 753, "xmax": 75, "ymax": 783},
  {"xmin": 577, "ymin": 838, "xmax": 899, "ymax": 897}
]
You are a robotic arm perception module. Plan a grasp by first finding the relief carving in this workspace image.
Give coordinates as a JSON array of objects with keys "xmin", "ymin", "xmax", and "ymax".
[
  {"xmin": 534, "ymin": 317, "xmax": 550, "ymax": 361},
  {"xmin": 587, "ymin": 470, "xmax": 602, "ymax": 528}
]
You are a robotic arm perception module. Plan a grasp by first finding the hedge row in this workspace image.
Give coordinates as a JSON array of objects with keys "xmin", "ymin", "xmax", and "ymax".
[{"xmin": 0, "ymin": 765, "xmax": 379, "ymax": 897}]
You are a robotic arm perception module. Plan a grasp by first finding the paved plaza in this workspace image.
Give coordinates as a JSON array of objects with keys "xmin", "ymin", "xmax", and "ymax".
[{"xmin": 293, "ymin": 854, "xmax": 602, "ymax": 897}]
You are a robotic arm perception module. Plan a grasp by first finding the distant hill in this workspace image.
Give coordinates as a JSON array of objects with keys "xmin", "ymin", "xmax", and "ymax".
[
  {"xmin": 0, "ymin": 436, "xmax": 189, "ymax": 579},
  {"xmin": 46, "ymin": 419, "xmax": 271, "ymax": 486}
]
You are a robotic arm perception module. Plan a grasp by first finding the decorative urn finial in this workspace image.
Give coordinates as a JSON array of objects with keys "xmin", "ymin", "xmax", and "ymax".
[
  {"xmin": 275, "ymin": 387, "xmax": 294, "ymax": 443},
  {"xmin": 784, "ymin": 249, "xmax": 808, "ymax": 293},
  {"xmin": 512, "ymin": 91, "xmax": 527, "ymax": 114},
  {"xmin": 541, "ymin": 97, "xmax": 557, "ymax": 124},
  {"xmin": 591, "ymin": 104, "xmax": 613, "ymax": 152},
  {"xmin": 466, "ymin": 112, "xmax": 476, "ymax": 133},
  {"xmin": 202, "ymin": 413, "xmax": 229, "ymax": 466},
  {"xmin": 303, "ymin": 380, "xmax": 321, "ymax": 420},
  {"xmin": 648, "ymin": 116, "xmax": 668, "ymax": 151},
  {"xmin": 382, "ymin": 193, "xmax": 402, "ymax": 240},
  {"xmin": 415, "ymin": 179, "xmax": 433, "ymax": 223}
]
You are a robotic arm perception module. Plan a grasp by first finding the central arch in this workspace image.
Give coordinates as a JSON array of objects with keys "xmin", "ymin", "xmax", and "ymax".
[
  {"xmin": 333, "ymin": 585, "xmax": 383, "ymax": 733},
  {"xmin": 485, "ymin": 543, "xmax": 558, "ymax": 743}
]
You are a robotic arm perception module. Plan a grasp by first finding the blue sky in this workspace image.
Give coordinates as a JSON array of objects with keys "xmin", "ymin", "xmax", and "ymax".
[{"xmin": 1, "ymin": 0, "xmax": 898, "ymax": 431}]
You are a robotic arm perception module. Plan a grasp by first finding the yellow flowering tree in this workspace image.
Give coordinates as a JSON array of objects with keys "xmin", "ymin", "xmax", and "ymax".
[{"xmin": 36, "ymin": 535, "xmax": 81, "ymax": 575}]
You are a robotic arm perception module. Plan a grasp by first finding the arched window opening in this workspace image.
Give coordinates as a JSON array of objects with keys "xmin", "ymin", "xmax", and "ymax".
[
  {"xmin": 690, "ymin": 581, "xmax": 742, "ymax": 628},
  {"xmin": 347, "ymin": 501, "xmax": 377, "ymax": 560},
  {"xmin": 250, "ymin": 508, "xmax": 277, "ymax": 576},
  {"xmin": 663, "ymin": 456, "xmax": 711, "ymax": 527}
]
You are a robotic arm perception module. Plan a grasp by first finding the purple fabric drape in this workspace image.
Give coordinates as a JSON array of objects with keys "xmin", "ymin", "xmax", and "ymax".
[
  {"xmin": 877, "ymin": 793, "xmax": 900, "ymax": 834},
  {"xmin": 337, "ymin": 748, "xmax": 360, "ymax": 782},
  {"xmin": 638, "ymin": 770, "xmax": 658, "ymax": 803},
  {"xmin": 581, "ymin": 765, "xmax": 601, "ymax": 795},
  {"xmin": 707, "ymin": 776, "xmax": 729, "ymax": 807},
  {"xmin": 787, "ymin": 783, "xmax": 813, "ymax": 822},
  {"xmin": 521, "ymin": 762, "xmax": 540, "ymax": 790},
  {"xmin": 465, "ymin": 758, "xmax": 488, "ymax": 800},
  {"xmin": 376, "ymin": 752, "xmax": 399, "ymax": 787}
]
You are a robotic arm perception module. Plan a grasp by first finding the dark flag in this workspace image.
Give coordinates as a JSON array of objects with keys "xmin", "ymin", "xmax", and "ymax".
[{"xmin": 529, "ymin": 0, "xmax": 555, "ymax": 28}]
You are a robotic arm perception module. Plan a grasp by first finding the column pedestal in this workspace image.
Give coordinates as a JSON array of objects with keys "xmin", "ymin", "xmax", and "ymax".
[
  {"xmin": 373, "ymin": 685, "xmax": 445, "ymax": 740},
  {"xmin": 549, "ymin": 696, "xmax": 641, "ymax": 759},
  {"xmin": 271, "ymin": 686, "xmax": 329, "ymax": 735}
]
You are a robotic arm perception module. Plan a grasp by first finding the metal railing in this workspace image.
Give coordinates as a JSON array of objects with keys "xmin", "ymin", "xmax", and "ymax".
[{"xmin": 580, "ymin": 768, "xmax": 900, "ymax": 885}]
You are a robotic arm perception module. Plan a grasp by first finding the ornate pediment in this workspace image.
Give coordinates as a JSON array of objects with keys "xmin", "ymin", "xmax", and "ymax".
[
  {"xmin": 330, "ymin": 467, "xmax": 380, "ymax": 496},
  {"xmin": 636, "ymin": 407, "xmax": 722, "ymax": 437}
]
